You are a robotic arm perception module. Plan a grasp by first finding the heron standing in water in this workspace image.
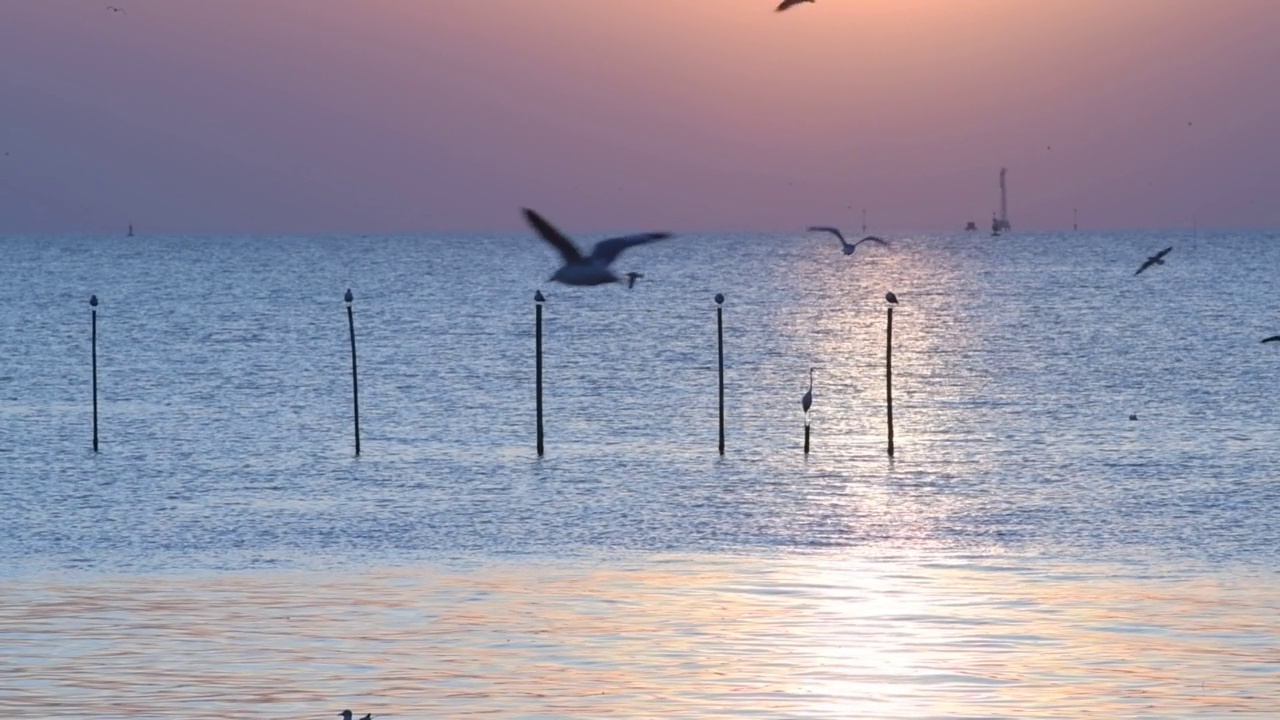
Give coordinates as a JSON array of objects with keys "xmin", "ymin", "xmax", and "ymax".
[{"xmin": 801, "ymin": 367, "xmax": 815, "ymax": 419}]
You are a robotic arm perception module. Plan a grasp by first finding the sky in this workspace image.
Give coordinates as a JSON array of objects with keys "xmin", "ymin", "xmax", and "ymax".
[{"xmin": 2, "ymin": 0, "xmax": 1278, "ymax": 234}]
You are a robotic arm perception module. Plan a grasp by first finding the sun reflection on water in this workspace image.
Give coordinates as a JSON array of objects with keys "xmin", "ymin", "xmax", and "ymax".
[{"xmin": 2, "ymin": 554, "xmax": 1277, "ymax": 718}]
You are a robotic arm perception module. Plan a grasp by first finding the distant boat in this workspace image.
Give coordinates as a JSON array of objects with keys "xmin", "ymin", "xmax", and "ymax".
[
  {"xmin": 127, "ymin": 222, "xmax": 134, "ymax": 237},
  {"xmin": 964, "ymin": 221, "xmax": 977, "ymax": 231}
]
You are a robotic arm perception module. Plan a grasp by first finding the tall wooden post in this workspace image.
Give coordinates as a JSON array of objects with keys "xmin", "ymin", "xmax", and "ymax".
[
  {"xmin": 535, "ymin": 290, "xmax": 545, "ymax": 457},
  {"xmin": 716, "ymin": 293, "xmax": 725, "ymax": 456},
  {"xmin": 345, "ymin": 289, "xmax": 360, "ymax": 457},
  {"xmin": 90, "ymin": 294, "xmax": 99, "ymax": 453},
  {"xmin": 886, "ymin": 305, "xmax": 895, "ymax": 457}
]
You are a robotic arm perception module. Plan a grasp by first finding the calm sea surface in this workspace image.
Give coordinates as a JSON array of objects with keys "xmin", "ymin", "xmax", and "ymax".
[{"xmin": 1, "ymin": 230, "xmax": 1279, "ymax": 717}]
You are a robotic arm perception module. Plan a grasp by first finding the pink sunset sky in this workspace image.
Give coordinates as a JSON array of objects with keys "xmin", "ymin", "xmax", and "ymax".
[{"xmin": 1, "ymin": 0, "xmax": 1277, "ymax": 234}]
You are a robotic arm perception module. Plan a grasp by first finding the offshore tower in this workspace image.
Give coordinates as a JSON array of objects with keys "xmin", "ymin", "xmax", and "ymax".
[{"xmin": 995, "ymin": 168, "xmax": 1011, "ymax": 232}]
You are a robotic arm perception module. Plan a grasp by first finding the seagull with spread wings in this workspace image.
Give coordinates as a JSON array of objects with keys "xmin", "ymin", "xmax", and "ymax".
[
  {"xmin": 523, "ymin": 208, "xmax": 672, "ymax": 286},
  {"xmin": 807, "ymin": 226, "xmax": 888, "ymax": 256},
  {"xmin": 776, "ymin": 0, "xmax": 815, "ymax": 11},
  {"xmin": 1134, "ymin": 246, "xmax": 1172, "ymax": 275}
]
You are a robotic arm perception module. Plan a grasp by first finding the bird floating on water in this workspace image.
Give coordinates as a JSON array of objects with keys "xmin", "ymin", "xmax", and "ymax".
[
  {"xmin": 1262, "ymin": 335, "xmax": 1280, "ymax": 344},
  {"xmin": 625, "ymin": 271, "xmax": 644, "ymax": 289},
  {"xmin": 1134, "ymin": 247, "xmax": 1172, "ymax": 275},
  {"xmin": 801, "ymin": 367, "xmax": 815, "ymax": 417},
  {"xmin": 339, "ymin": 711, "xmax": 371, "ymax": 720},
  {"xmin": 523, "ymin": 208, "xmax": 671, "ymax": 286},
  {"xmin": 806, "ymin": 226, "xmax": 888, "ymax": 256},
  {"xmin": 1129, "ymin": 413, "xmax": 1138, "ymax": 421},
  {"xmin": 885, "ymin": 292, "xmax": 898, "ymax": 305},
  {"xmin": 776, "ymin": 0, "xmax": 815, "ymax": 11}
]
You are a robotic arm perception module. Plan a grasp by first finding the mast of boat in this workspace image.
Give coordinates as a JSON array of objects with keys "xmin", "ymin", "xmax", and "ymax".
[{"xmin": 127, "ymin": 221, "xmax": 134, "ymax": 237}]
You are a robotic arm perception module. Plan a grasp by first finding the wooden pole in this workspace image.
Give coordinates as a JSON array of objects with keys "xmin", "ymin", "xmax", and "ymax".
[
  {"xmin": 715, "ymin": 293, "xmax": 725, "ymax": 455},
  {"xmin": 535, "ymin": 290, "xmax": 545, "ymax": 456},
  {"xmin": 90, "ymin": 294, "xmax": 98, "ymax": 453},
  {"xmin": 886, "ymin": 306, "xmax": 894, "ymax": 457},
  {"xmin": 345, "ymin": 289, "xmax": 360, "ymax": 457}
]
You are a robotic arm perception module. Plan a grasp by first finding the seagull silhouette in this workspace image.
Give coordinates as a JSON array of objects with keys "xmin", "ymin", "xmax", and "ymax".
[
  {"xmin": 885, "ymin": 292, "xmax": 898, "ymax": 305},
  {"xmin": 1262, "ymin": 336, "xmax": 1280, "ymax": 344},
  {"xmin": 1134, "ymin": 246, "xmax": 1172, "ymax": 275},
  {"xmin": 625, "ymin": 271, "xmax": 644, "ymax": 289},
  {"xmin": 776, "ymin": 0, "xmax": 815, "ymax": 11},
  {"xmin": 807, "ymin": 226, "xmax": 888, "ymax": 256},
  {"xmin": 523, "ymin": 208, "xmax": 671, "ymax": 286},
  {"xmin": 107, "ymin": 5, "xmax": 126, "ymax": 13}
]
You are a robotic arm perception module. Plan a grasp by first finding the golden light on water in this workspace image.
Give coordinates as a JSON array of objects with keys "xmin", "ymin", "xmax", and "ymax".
[{"xmin": 3, "ymin": 555, "xmax": 1276, "ymax": 717}]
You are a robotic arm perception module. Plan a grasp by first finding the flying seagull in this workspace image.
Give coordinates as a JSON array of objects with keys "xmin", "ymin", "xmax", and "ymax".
[
  {"xmin": 1262, "ymin": 336, "xmax": 1280, "ymax": 344},
  {"xmin": 107, "ymin": 5, "xmax": 126, "ymax": 13},
  {"xmin": 807, "ymin": 226, "xmax": 888, "ymax": 256},
  {"xmin": 625, "ymin": 271, "xmax": 644, "ymax": 289},
  {"xmin": 1134, "ymin": 246, "xmax": 1172, "ymax": 275},
  {"xmin": 776, "ymin": 0, "xmax": 815, "ymax": 11},
  {"xmin": 885, "ymin": 292, "xmax": 898, "ymax": 305},
  {"xmin": 523, "ymin": 208, "xmax": 671, "ymax": 286}
]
